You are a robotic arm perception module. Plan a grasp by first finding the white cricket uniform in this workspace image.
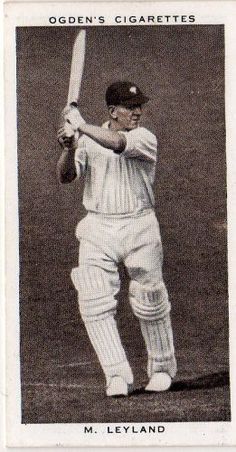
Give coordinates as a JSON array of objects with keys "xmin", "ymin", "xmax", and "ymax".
[{"xmin": 71, "ymin": 123, "xmax": 177, "ymax": 386}]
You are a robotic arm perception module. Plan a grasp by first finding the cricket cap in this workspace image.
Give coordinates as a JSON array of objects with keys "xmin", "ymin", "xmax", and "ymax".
[{"xmin": 105, "ymin": 81, "xmax": 149, "ymax": 107}]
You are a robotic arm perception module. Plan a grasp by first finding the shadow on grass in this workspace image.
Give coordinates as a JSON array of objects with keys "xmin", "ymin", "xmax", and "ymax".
[
  {"xmin": 171, "ymin": 371, "xmax": 229, "ymax": 392},
  {"xmin": 131, "ymin": 371, "xmax": 229, "ymax": 396}
]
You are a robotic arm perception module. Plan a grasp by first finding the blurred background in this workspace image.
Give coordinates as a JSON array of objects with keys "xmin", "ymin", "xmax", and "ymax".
[{"xmin": 16, "ymin": 25, "xmax": 229, "ymax": 423}]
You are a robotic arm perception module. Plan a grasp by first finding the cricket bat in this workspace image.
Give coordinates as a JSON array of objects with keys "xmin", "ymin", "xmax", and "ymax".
[
  {"xmin": 67, "ymin": 29, "xmax": 86, "ymax": 106},
  {"xmin": 60, "ymin": 30, "xmax": 86, "ymax": 147}
]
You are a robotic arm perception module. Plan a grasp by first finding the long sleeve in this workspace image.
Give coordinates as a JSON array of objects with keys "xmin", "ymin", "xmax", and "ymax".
[
  {"xmin": 121, "ymin": 127, "xmax": 158, "ymax": 162},
  {"xmin": 74, "ymin": 137, "xmax": 88, "ymax": 178}
]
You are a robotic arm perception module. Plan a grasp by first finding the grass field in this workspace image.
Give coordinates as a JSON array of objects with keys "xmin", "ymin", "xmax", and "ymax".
[{"xmin": 16, "ymin": 25, "xmax": 230, "ymax": 424}]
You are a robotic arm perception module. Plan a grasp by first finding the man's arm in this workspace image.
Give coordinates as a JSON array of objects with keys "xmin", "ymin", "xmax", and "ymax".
[
  {"xmin": 57, "ymin": 148, "xmax": 77, "ymax": 184},
  {"xmin": 79, "ymin": 124, "xmax": 126, "ymax": 153},
  {"xmin": 122, "ymin": 127, "xmax": 158, "ymax": 162},
  {"xmin": 64, "ymin": 106, "xmax": 126, "ymax": 153},
  {"xmin": 57, "ymin": 122, "xmax": 78, "ymax": 184}
]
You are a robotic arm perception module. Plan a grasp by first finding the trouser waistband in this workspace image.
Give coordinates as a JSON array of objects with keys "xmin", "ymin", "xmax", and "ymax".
[{"xmin": 87, "ymin": 208, "xmax": 154, "ymax": 220}]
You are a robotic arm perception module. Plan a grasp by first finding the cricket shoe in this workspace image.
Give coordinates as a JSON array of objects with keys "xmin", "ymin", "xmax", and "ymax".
[
  {"xmin": 145, "ymin": 372, "xmax": 172, "ymax": 392},
  {"xmin": 106, "ymin": 376, "xmax": 133, "ymax": 397}
]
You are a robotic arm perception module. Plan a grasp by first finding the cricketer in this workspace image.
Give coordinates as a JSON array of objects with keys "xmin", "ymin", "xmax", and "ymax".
[{"xmin": 57, "ymin": 81, "xmax": 177, "ymax": 397}]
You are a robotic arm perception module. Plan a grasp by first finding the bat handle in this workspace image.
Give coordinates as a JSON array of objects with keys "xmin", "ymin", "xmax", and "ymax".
[{"xmin": 69, "ymin": 102, "xmax": 78, "ymax": 108}]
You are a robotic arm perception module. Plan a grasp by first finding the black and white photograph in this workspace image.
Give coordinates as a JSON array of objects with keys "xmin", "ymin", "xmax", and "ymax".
[{"xmin": 4, "ymin": 1, "xmax": 236, "ymax": 447}]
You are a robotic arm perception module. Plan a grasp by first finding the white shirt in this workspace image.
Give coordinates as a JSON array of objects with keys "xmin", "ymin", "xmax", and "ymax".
[{"xmin": 74, "ymin": 124, "xmax": 158, "ymax": 214}]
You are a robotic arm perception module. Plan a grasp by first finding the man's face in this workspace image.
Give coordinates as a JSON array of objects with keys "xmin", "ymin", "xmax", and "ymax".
[{"xmin": 111, "ymin": 104, "xmax": 143, "ymax": 131}]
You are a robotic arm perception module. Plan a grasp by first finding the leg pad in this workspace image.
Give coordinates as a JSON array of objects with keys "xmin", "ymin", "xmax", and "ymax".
[
  {"xmin": 71, "ymin": 265, "xmax": 120, "ymax": 320},
  {"xmin": 140, "ymin": 314, "xmax": 177, "ymax": 378},
  {"xmin": 129, "ymin": 280, "xmax": 170, "ymax": 321}
]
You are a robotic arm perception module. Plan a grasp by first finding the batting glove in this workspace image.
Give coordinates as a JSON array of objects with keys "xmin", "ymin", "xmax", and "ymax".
[
  {"xmin": 62, "ymin": 103, "xmax": 85, "ymax": 131},
  {"xmin": 57, "ymin": 121, "xmax": 78, "ymax": 151}
]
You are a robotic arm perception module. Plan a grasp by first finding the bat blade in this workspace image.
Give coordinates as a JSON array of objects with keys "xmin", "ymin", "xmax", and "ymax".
[{"xmin": 67, "ymin": 30, "xmax": 86, "ymax": 106}]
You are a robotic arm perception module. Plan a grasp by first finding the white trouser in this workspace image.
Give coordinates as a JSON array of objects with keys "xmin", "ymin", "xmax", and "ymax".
[{"xmin": 71, "ymin": 209, "xmax": 177, "ymax": 384}]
